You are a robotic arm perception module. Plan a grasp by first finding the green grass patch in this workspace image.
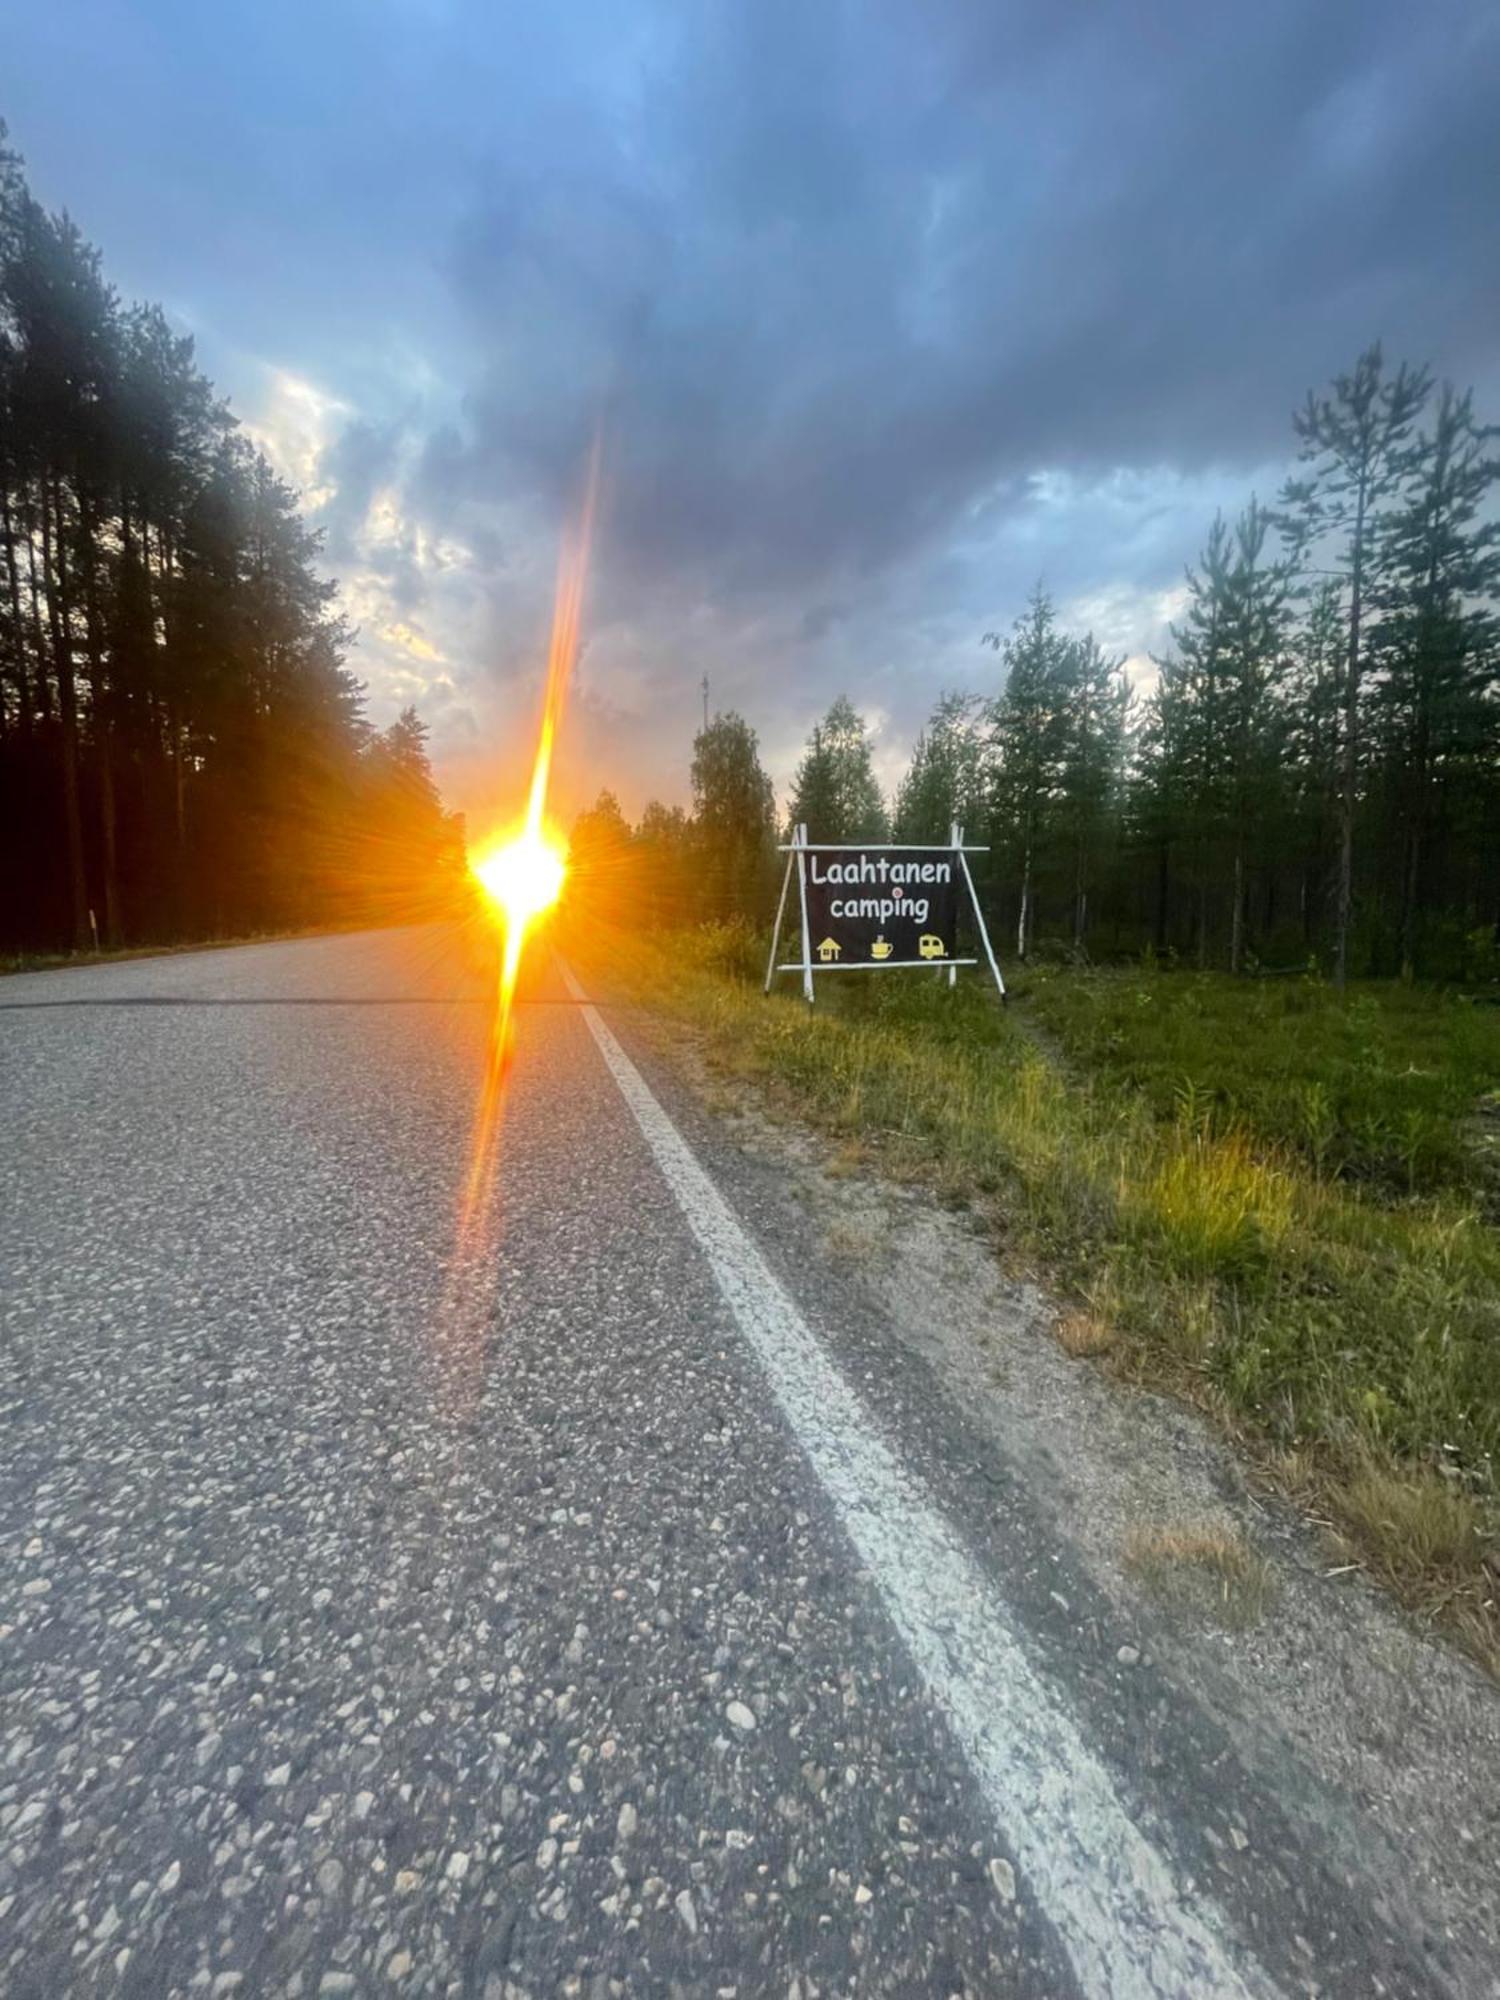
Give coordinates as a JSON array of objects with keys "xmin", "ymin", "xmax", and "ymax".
[
  {"xmin": 1019, "ymin": 962, "xmax": 1500, "ymax": 1197},
  {"xmin": 572, "ymin": 921, "xmax": 1500, "ymax": 1663}
]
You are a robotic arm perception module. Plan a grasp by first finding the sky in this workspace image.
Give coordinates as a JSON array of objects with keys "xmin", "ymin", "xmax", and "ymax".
[{"xmin": 6, "ymin": 0, "xmax": 1499, "ymax": 833}]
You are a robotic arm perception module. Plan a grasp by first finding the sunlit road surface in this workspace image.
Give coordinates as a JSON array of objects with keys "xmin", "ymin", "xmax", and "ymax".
[{"xmin": 0, "ymin": 928, "xmax": 1456, "ymax": 1999}]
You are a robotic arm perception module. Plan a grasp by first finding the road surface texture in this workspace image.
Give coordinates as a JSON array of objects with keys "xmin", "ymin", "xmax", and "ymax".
[{"xmin": 2, "ymin": 926, "xmax": 1496, "ymax": 1998}]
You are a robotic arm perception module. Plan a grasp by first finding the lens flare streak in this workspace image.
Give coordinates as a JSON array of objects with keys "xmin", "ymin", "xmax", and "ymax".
[{"xmin": 459, "ymin": 442, "xmax": 600, "ymax": 1239}]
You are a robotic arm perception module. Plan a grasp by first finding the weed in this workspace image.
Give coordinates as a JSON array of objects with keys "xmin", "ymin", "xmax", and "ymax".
[
  {"xmin": 1123, "ymin": 1523, "xmax": 1277, "ymax": 1629},
  {"xmin": 823, "ymin": 1218, "xmax": 881, "ymax": 1262},
  {"xmin": 1335, "ymin": 1462, "xmax": 1488, "ymax": 1578},
  {"xmin": 1055, "ymin": 1311, "xmax": 1115, "ymax": 1358},
  {"xmin": 1136, "ymin": 1130, "xmax": 1292, "ymax": 1278},
  {"xmin": 825, "ymin": 1138, "xmax": 871, "ymax": 1179}
]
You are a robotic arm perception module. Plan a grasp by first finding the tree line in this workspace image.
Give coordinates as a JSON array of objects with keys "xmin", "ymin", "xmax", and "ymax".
[
  {"xmin": 0, "ymin": 128, "xmax": 462, "ymax": 955},
  {"xmin": 577, "ymin": 343, "xmax": 1498, "ymax": 986}
]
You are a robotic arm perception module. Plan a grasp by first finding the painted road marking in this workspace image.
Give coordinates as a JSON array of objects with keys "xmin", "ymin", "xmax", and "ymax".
[{"xmin": 562, "ymin": 966, "xmax": 1275, "ymax": 2000}]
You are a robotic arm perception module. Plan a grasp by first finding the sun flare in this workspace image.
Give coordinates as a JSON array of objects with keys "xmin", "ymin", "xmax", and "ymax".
[
  {"xmin": 470, "ymin": 826, "xmax": 568, "ymax": 931},
  {"xmin": 456, "ymin": 432, "xmax": 601, "ymax": 1242}
]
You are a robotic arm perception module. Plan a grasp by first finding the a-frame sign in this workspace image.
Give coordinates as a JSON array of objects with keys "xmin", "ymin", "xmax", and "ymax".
[{"xmin": 765, "ymin": 822, "xmax": 1006, "ymax": 1004}]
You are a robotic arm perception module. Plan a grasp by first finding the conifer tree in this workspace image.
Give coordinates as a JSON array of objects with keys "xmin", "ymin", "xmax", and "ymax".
[
  {"xmin": 984, "ymin": 589, "xmax": 1071, "ymax": 959},
  {"xmin": 787, "ymin": 723, "xmax": 839, "ymax": 841},
  {"xmin": 892, "ymin": 691, "xmax": 988, "ymax": 843},
  {"xmin": 1282, "ymin": 343, "xmax": 1430, "ymax": 986},
  {"xmin": 790, "ymin": 696, "xmax": 888, "ymax": 842},
  {"xmin": 691, "ymin": 711, "xmax": 776, "ymax": 922},
  {"xmin": 1369, "ymin": 385, "xmax": 1500, "ymax": 974},
  {"xmin": 1056, "ymin": 634, "xmax": 1130, "ymax": 949}
]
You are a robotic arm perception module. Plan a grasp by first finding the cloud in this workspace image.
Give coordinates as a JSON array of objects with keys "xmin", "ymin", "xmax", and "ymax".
[
  {"xmin": 33, "ymin": 0, "xmax": 1490, "ymax": 823},
  {"xmin": 381, "ymin": 621, "xmax": 447, "ymax": 666},
  {"xmin": 242, "ymin": 368, "xmax": 350, "ymax": 510},
  {"xmin": 426, "ymin": 0, "xmax": 1500, "ymax": 610}
]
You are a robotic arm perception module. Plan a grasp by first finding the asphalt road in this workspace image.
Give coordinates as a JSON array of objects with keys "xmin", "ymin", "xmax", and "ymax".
[{"xmin": 0, "ymin": 926, "xmax": 1475, "ymax": 1998}]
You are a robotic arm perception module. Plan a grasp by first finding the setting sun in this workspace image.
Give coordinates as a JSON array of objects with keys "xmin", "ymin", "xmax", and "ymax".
[{"xmin": 470, "ymin": 826, "xmax": 567, "ymax": 931}]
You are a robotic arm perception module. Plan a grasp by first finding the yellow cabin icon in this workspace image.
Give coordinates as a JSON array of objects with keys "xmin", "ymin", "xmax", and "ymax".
[
  {"xmin": 918, "ymin": 934, "xmax": 947, "ymax": 960},
  {"xmin": 870, "ymin": 936, "xmax": 893, "ymax": 960},
  {"xmin": 816, "ymin": 937, "xmax": 842, "ymax": 963}
]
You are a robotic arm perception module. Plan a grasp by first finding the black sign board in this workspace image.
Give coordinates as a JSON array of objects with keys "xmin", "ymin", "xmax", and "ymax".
[{"xmin": 802, "ymin": 847, "xmax": 960, "ymax": 967}]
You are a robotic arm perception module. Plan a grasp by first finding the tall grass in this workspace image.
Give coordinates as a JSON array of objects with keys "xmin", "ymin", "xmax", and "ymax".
[{"xmin": 573, "ymin": 922, "xmax": 1500, "ymax": 1661}]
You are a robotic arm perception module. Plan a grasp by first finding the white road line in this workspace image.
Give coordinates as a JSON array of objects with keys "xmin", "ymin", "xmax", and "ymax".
[{"xmin": 562, "ymin": 967, "xmax": 1276, "ymax": 2000}]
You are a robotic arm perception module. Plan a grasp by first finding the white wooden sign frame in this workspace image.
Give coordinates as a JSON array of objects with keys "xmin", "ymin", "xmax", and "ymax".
[{"xmin": 764, "ymin": 822, "xmax": 1006, "ymax": 1005}]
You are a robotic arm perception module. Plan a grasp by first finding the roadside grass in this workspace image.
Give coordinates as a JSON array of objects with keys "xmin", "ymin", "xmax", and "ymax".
[
  {"xmin": 569, "ymin": 920, "xmax": 1500, "ymax": 1666},
  {"xmin": 1334, "ymin": 1457, "xmax": 1492, "ymax": 1580},
  {"xmin": 1019, "ymin": 961, "xmax": 1500, "ymax": 1200},
  {"xmin": 1123, "ymin": 1523, "xmax": 1277, "ymax": 1630},
  {"xmin": 1054, "ymin": 1309, "xmax": 1116, "ymax": 1358}
]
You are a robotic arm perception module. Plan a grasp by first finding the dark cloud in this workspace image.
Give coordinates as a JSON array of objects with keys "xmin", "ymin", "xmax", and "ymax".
[{"xmin": 425, "ymin": 0, "xmax": 1500, "ymax": 606}]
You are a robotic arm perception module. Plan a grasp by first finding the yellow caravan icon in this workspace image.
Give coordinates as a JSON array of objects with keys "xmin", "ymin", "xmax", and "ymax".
[{"xmin": 918, "ymin": 934, "xmax": 947, "ymax": 960}]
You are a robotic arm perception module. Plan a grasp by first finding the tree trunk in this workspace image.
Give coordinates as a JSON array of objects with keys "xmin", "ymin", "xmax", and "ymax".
[
  {"xmin": 41, "ymin": 481, "xmax": 90, "ymax": 950},
  {"xmin": 172, "ymin": 711, "xmax": 187, "ymax": 849},
  {"xmin": 1229, "ymin": 842, "xmax": 1245, "ymax": 974},
  {"xmin": 1398, "ymin": 686, "xmax": 1433, "ymax": 980},
  {"xmin": 81, "ymin": 490, "xmax": 122, "ymax": 946},
  {"xmin": 1398, "ymin": 823, "xmax": 1421, "ymax": 983},
  {"xmin": 23, "ymin": 498, "xmax": 53, "ymax": 723},
  {"xmin": 0, "ymin": 488, "xmax": 33, "ymax": 734},
  {"xmin": 1073, "ymin": 833, "xmax": 1087, "ymax": 947},
  {"xmin": 99, "ymin": 738, "xmax": 121, "ymax": 944},
  {"xmin": 1155, "ymin": 841, "xmax": 1170, "ymax": 952},
  {"xmin": 1017, "ymin": 842, "xmax": 1032, "ymax": 961},
  {"xmin": 1334, "ymin": 484, "xmax": 1367, "ymax": 993}
]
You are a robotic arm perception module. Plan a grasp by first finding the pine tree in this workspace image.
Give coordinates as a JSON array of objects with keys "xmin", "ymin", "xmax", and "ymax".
[
  {"xmin": 1282, "ymin": 343, "xmax": 1430, "ymax": 987},
  {"xmin": 1132, "ymin": 655, "xmax": 1193, "ymax": 955},
  {"xmin": 787, "ymin": 724, "xmax": 839, "ymax": 841},
  {"xmin": 892, "ymin": 691, "xmax": 988, "ymax": 842},
  {"xmin": 691, "ymin": 712, "xmax": 776, "ymax": 923},
  {"xmin": 1134, "ymin": 510, "xmax": 1292, "ymax": 968},
  {"xmin": 3, "ymin": 185, "xmax": 120, "ymax": 945},
  {"xmin": 1280, "ymin": 579, "xmax": 1344, "ymax": 953},
  {"xmin": 634, "ymin": 800, "xmax": 694, "ymax": 928},
  {"xmin": 1219, "ymin": 501, "xmax": 1294, "ymax": 969},
  {"xmin": 790, "ymin": 696, "xmax": 888, "ymax": 842},
  {"xmin": 568, "ymin": 789, "xmax": 637, "ymax": 927},
  {"xmin": 1369, "ymin": 385, "xmax": 1500, "ymax": 975},
  {"xmin": 984, "ymin": 589, "xmax": 1072, "ymax": 959},
  {"xmin": 1056, "ymin": 635, "xmax": 1129, "ymax": 950}
]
